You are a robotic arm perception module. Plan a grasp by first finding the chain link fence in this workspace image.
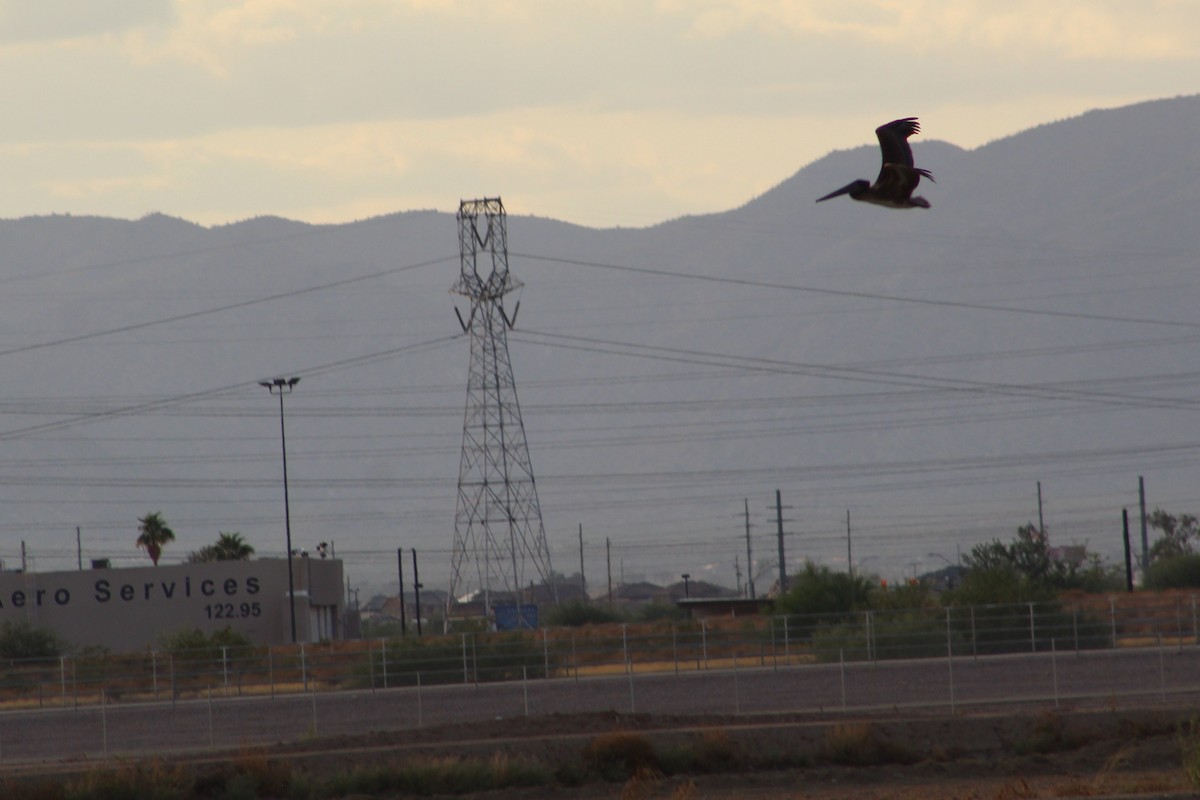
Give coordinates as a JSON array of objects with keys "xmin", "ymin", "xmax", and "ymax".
[{"xmin": 0, "ymin": 596, "xmax": 1197, "ymax": 761}]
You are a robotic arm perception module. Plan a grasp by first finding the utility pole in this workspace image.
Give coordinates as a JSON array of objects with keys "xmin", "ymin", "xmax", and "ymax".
[
  {"xmin": 1138, "ymin": 475, "xmax": 1149, "ymax": 574},
  {"xmin": 772, "ymin": 490, "xmax": 790, "ymax": 594},
  {"xmin": 734, "ymin": 556, "xmax": 742, "ymax": 597},
  {"xmin": 743, "ymin": 499, "xmax": 755, "ymax": 599},
  {"xmin": 606, "ymin": 537, "xmax": 613, "ymax": 607},
  {"xmin": 578, "ymin": 523, "xmax": 587, "ymax": 601},
  {"xmin": 1122, "ymin": 508, "xmax": 1134, "ymax": 592},
  {"xmin": 397, "ymin": 548, "xmax": 407, "ymax": 635},
  {"xmin": 846, "ymin": 509, "xmax": 853, "ymax": 582},
  {"xmin": 412, "ymin": 549, "xmax": 423, "ymax": 636},
  {"xmin": 1037, "ymin": 481, "xmax": 1046, "ymax": 540}
]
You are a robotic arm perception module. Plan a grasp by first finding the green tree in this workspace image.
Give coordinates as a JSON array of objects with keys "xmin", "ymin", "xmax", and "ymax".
[
  {"xmin": 1147, "ymin": 509, "xmax": 1197, "ymax": 562},
  {"xmin": 136, "ymin": 511, "xmax": 176, "ymax": 566},
  {"xmin": 775, "ymin": 561, "xmax": 875, "ymax": 616},
  {"xmin": 961, "ymin": 523, "xmax": 1108, "ymax": 593},
  {"xmin": 188, "ymin": 531, "xmax": 255, "ymax": 562}
]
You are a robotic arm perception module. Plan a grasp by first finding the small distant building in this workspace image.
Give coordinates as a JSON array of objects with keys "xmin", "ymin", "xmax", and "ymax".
[
  {"xmin": 0, "ymin": 557, "xmax": 344, "ymax": 651},
  {"xmin": 676, "ymin": 597, "xmax": 771, "ymax": 619}
]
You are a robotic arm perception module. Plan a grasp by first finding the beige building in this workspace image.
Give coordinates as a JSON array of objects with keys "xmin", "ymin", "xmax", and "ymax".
[{"xmin": 0, "ymin": 557, "xmax": 344, "ymax": 651}]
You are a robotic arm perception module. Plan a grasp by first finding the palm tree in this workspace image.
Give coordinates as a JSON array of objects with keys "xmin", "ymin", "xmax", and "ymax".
[
  {"xmin": 190, "ymin": 532, "xmax": 255, "ymax": 562},
  {"xmin": 136, "ymin": 512, "xmax": 176, "ymax": 566}
]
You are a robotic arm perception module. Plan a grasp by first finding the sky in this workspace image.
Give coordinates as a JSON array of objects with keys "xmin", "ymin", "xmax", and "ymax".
[{"xmin": 1, "ymin": 0, "xmax": 1198, "ymax": 229}]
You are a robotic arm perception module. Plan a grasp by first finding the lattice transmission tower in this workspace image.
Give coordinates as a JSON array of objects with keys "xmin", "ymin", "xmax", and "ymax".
[{"xmin": 449, "ymin": 197, "xmax": 555, "ymax": 617}]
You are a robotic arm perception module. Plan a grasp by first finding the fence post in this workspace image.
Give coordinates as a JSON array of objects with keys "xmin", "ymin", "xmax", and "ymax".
[
  {"xmin": 1028, "ymin": 603, "xmax": 1036, "ymax": 652},
  {"xmin": 1110, "ymin": 597, "xmax": 1117, "ymax": 648},
  {"xmin": 970, "ymin": 606, "xmax": 977, "ymax": 659},
  {"xmin": 462, "ymin": 634, "xmax": 469, "ymax": 684},
  {"xmin": 622, "ymin": 624, "xmax": 629, "ymax": 675},
  {"xmin": 572, "ymin": 631, "xmax": 579, "ymax": 683},
  {"xmin": 1052, "ymin": 638, "xmax": 1059, "ymax": 708},
  {"xmin": 732, "ymin": 651, "xmax": 740, "ymax": 714},
  {"xmin": 60, "ymin": 656, "xmax": 67, "ymax": 708},
  {"xmin": 946, "ymin": 607, "xmax": 956, "ymax": 714},
  {"xmin": 221, "ymin": 646, "xmax": 229, "ymax": 696},
  {"xmin": 543, "ymin": 629, "xmax": 549, "ymax": 679},
  {"xmin": 1177, "ymin": 598, "xmax": 1185, "ymax": 653},
  {"xmin": 839, "ymin": 649, "xmax": 846, "ymax": 711},
  {"xmin": 268, "ymin": 647, "xmax": 274, "ymax": 699},
  {"xmin": 1193, "ymin": 594, "xmax": 1198, "ymax": 647},
  {"xmin": 300, "ymin": 643, "xmax": 308, "ymax": 692},
  {"xmin": 367, "ymin": 639, "xmax": 375, "ymax": 691},
  {"xmin": 523, "ymin": 666, "xmax": 529, "ymax": 717},
  {"xmin": 101, "ymin": 684, "xmax": 108, "ymax": 757},
  {"xmin": 769, "ymin": 617, "xmax": 777, "ymax": 671},
  {"xmin": 1159, "ymin": 633, "xmax": 1166, "ymax": 702},
  {"xmin": 152, "ymin": 651, "xmax": 159, "ymax": 701},
  {"xmin": 169, "ymin": 654, "xmax": 175, "ymax": 706},
  {"xmin": 672, "ymin": 624, "xmax": 678, "ymax": 676},
  {"xmin": 627, "ymin": 659, "xmax": 636, "ymax": 713},
  {"xmin": 1072, "ymin": 607, "xmax": 1079, "ymax": 654},
  {"xmin": 701, "ymin": 620, "xmax": 708, "ymax": 670},
  {"xmin": 380, "ymin": 639, "xmax": 389, "ymax": 689},
  {"xmin": 784, "ymin": 616, "xmax": 790, "ymax": 665}
]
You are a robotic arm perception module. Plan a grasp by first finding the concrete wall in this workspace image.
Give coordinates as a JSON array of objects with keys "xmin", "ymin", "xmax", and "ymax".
[{"xmin": 0, "ymin": 557, "xmax": 343, "ymax": 651}]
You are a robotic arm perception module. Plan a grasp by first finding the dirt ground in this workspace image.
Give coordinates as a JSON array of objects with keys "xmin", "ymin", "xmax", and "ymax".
[{"xmin": 256, "ymin": 703, "xmax": 1199, "ymax": 799}]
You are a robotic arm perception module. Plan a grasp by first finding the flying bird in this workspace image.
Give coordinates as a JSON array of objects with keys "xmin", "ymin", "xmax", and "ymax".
[{"xmin": 816, "ymin": 118, "xmax": 933, "ymax": 209}]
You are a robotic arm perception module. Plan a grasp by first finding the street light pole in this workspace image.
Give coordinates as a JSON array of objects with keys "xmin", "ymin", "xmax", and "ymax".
[{"xmin": 260, "ymin": 376, "xmax": 300, "ymax": 644}]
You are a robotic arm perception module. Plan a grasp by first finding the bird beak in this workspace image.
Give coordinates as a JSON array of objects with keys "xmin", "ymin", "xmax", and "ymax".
[{"xmin": 815, "ymin": 183, "xmax": 857, "ymax": 203}]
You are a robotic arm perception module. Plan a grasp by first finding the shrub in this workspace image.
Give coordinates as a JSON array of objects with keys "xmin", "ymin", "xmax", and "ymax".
[
  {"xmin": 1145, "ymin": 555, "xmax": 1200, "ymax": 589},
  {"xmin": 582, "ymin": 732, "xmax": 660, "ymax": 778},
  {"xmin": 816, "ymin": 722, "xmax": 917, "ymax": 766},
  {"xmin": 0, "ymin": 620, "xmax": 62, "ymax": 659},
  {"xmin": 545, "ymin": 600, "xmax": 623, "ymax": 627},
  {"xmin": 1180, "ymin": 716, "xmax": 1200, "ymax": 788}
]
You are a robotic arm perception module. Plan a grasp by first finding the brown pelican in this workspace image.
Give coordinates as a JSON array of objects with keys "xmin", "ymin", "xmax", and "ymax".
[{"xmin": 816, "ymin": 117, "xmax": 933, "ymax": 209}]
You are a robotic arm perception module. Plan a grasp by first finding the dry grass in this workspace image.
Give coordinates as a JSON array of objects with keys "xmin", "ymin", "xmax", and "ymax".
[{"xmin": 816, "ymin": 721, "xmax": 917, "ymax": 767}]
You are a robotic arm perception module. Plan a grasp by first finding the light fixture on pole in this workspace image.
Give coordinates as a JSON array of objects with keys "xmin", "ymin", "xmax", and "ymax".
[
  {"xmin": 681, "ymin": 573, "xmax": 691, "ymax": 599},
  {"xmin": 260, "ymin": 376, "xmax": 300, "ymax": 643}
]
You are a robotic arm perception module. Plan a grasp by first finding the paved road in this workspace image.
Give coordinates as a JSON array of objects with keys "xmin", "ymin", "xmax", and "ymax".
[{"xmin": 2, "ymin": 644, "xmax": 1197, "ymax": 764}]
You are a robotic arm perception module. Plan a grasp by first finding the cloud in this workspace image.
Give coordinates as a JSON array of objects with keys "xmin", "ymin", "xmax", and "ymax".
[
  {"xmin": 661, "ymin": 0, "xmax": 1199, "ymax": 61},
  {"xmin": 0, "ymin": 0, "xmax": 174, "ymax": 44}
]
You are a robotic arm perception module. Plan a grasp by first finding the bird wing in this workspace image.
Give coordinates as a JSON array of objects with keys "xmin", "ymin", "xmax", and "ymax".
[
  {"xmin": 875, "ymin": 117, "xmax": 920, "ymax": 173},
  {"xmin": 875, "ymin": 164, "xmax": 932, "ymax": 201}
]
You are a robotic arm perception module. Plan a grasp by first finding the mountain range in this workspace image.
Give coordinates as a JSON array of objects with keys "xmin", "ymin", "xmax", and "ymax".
[{"xmin": 0, "ymin": 94, "xmax": 1198, "ymax": 596}]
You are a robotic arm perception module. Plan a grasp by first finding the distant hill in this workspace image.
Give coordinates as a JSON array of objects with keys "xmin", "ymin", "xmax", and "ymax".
[{"xmin": 1, "ymin": 94, "xmax": 1198, "ymax": 595}]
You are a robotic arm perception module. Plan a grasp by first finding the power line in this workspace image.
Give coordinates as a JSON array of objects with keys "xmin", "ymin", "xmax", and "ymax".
[{"xmin": 514, "ymin": 251, "xmax": 1200, "ymax": 331}]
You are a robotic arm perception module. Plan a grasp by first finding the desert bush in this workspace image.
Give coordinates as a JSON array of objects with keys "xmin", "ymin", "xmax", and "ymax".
[
  {"xmin": 545, "ymin": 600, "xmax": 623, "ymax": 626},
  {"xmin": 192, "ymin": 753, "xmax": 292, "ymax": 799},
  {"xmin": 816, "ymin": 722, "xmax": 917, "ymax": 766},
  {"xmin": 583, "ymin": 731, "xmax": 661, "ymax": 779},
  {"xmin": 1179, "ymin": 715, "xmax": 1200, "ymax": 788},
  {"xmin": 323, "ymin": 754, "xmax": 549, "ymax": 796},
  {"xmin": 65, "ymin": 760, "xmax": 192, "ymax": 800}
]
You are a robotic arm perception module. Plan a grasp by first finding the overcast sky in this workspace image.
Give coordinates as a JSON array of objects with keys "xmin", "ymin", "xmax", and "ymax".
[{"xmin": 1, "ymin": 0, "xmax": 1196, "ymax": 228}]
